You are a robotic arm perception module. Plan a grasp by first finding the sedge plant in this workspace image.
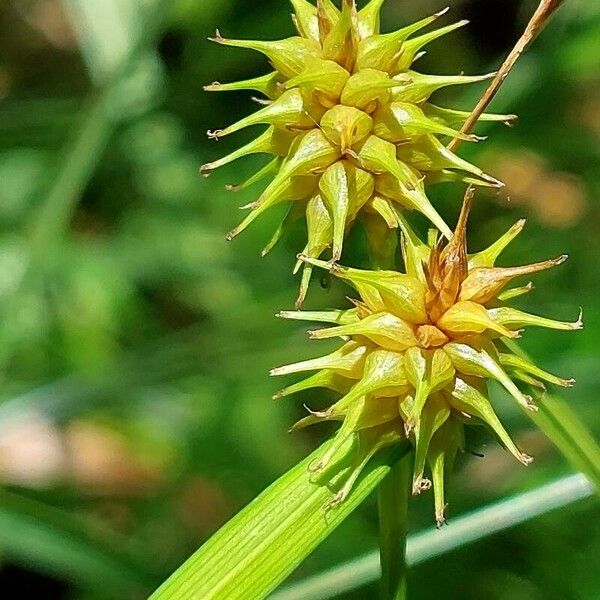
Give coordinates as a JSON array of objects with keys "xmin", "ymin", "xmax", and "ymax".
[{"xmin": 151, "ymin": 2, "xmax": 595, "ymax": 599}]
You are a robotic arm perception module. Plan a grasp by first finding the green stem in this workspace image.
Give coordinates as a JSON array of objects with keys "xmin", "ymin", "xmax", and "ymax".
[{"xmin": 378, "ymin": 453, "xmax": 411, "ymax": 600}]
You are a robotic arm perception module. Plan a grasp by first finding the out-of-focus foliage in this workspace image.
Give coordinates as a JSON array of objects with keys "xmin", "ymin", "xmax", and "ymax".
[{"xmin": 0, "ymin": 0, "xmax": 598, "ymax": 598}]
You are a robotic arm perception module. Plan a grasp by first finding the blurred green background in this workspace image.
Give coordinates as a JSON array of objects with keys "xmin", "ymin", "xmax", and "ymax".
[{"xmin": 0, "ymin": 0, "xmax": 598, "ymax": 598}]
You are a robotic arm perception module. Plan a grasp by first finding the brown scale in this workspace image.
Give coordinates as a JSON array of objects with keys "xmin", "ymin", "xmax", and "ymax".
[{"xmin": 421, "ymin": 188, "xmax": 474, "ymax": 344}]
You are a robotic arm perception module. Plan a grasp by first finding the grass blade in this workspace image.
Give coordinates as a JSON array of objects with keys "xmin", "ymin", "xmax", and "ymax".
[
  {"xmin": 528, "ymin": 394, "xmax": 600, "ymax": 490},
  {"xmin": 503, "ymin": 340, "xmax": 600, "ymax": 491},
  {"xmin": 272, "ymin": 473, "xmax": 594, "ymax": 600},
  {"xmin": 0, "ymin": 488, "xmax": 155, "ymax": 598},
  {"xmin": 150, "ymin": 441, "xmax": 410, "ymax": 600}
]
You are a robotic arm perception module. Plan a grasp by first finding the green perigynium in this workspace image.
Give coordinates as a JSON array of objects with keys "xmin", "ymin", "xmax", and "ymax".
[
  {"xmin": 203, "ymin": 0, "xmax": 514, "ymax": 305},
  {"xmin": 272, "ymin": 191, "xmax": 582, "ymax": 525}
]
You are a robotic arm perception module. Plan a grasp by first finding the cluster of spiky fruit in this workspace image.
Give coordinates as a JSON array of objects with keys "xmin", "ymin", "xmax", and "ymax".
[
  {"xmin": 272, "ymin": 193, "xmax": 582, "ymax": 525},
  {"xmin": 204, "ymin": 0, "xmax": 580, "ymax": 525},
  {"xmin": 203, "ymin": 0, "xmax": 514, "ymax": 305}
]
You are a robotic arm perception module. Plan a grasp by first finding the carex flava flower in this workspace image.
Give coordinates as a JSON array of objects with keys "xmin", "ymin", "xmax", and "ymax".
[
  {"xmin": 271, "ymin": 190, "xmax": 582, "ymax": 525},
  {"xmin": 202, "ymin": 0, "xmax": 515, "ymax": 305}
]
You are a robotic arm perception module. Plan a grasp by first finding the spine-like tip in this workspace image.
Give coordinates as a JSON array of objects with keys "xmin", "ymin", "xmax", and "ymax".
[
  {"xmin": 294, "ymin": 292, "xmax": 306, "ymax": 311},
  {"xmin": 296, "ymin": 253, "xmax": 333, "ymax": 271},
  {"xmin": 515, "ymin": 218, "xmax": 527, "ymax": 230},
  {"xmin": 467, "ymin": 134, "xmax": 488, "ymax": 142},
  {"xmin": 435, "ymin": 6, "xmax": 451, "ymax": 17},
  {"xmin": 523, "ymin": 395, "xmax": 538, "ymax": 412},
  {"xmin": 199, "ymin": 163, "xmax": 213, "ymax": 176},
  {"xmin": 412, "ymin": 476, "xmax": 432, "ymax": 496},
  {"xmin": 208, "ymin": 29, "xmax": 225, "ymax": 43},
  {"xmin": 207, "ymin": 129, "xmax": 223, "ymax": 140},
  {"xmin": 435, "ymin": 508, "xmax": 448, "ymax": 529},
  {"xmin": 481, "ymin": 172, "xmax": 504, "ymax": 188},
  {"xmin": 555, "ymin": 254, "xmax": 569, "ymax": 265},
  {"xmin": 519, "ymin": 453, "xmax": 534, "ymax": 466},
  {"xmin": 276, "ymin": 311, "xmax": 295, "ymax": 319},
  {"xmin": 304, "ymin": 403, "xmax": 330, "ymax": 417},
  {"xmin": 251, "ymin": 96, "xmax": 271, "ymax": 106},
  {"xmin": 239, "ymin": 200, "xmax": 258, "ymax": 210}
]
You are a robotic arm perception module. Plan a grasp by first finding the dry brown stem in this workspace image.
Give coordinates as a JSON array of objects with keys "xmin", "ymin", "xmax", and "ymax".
[{"xmin": 448, "ymin": 0, "xmax": 565, "ymax": 152}]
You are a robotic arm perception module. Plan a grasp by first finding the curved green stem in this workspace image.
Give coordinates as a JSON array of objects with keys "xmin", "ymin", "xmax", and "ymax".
[{"xmin": 378, "ymin": 453, "xmax": 412, "ymax": 600}]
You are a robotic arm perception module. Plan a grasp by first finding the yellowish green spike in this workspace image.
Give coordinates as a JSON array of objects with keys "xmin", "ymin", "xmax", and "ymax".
[
  {"xmin": 469, "ymin": 219, "xmax": 526, "ymax": 269},
  {"xmin": 395, "ymin": 20, "xmax": 469, "ymax": 72},
  {"xmin": 290, "ymin": 0, "xmax": 320, "ymax": 42},
  {"xmin": 321, "ymin": 0, "xmax": 359, "ymax": 71},
  {"xmin": 499, "ymin": 353, "xmax": 575, "ymax": 388},
  {"xmin": 273, "ymin": 369, "xmax": 352, "ymax": 399},
  {"xmin": 204, "ymin": 71, "xmax": 284, "ymax": 99},
  {"xmin": 423, "ymin": 104, "xmax": 518, "ymax": 128},
  {"xmin": 227, "ymin": 157, "xmax": 281, "ymax": 194},
  {"xmin": 213, "ymin": 89, "xmax": 314, "ymax": 139},
  {"xmin": 449, "ymin": 377, "xmax": 533, "ymax": 465},
  {"xmin": 412, "ymin": 394, "xmax": 450, "ymax": 494},
  {"xmin": 209, "ymin": 32, "xmax": 321, "ymax": 78},
  {"xmin": 373, "ymin": 101, "xmax": 479, "ymax": 143},
  {"xmin": 357, "ymin": 0, "xmax": 386, "ymax": 39},
  {"xmin": 356, "ymin": 8, "xmax": 448, "ymax": 72},
  {"xmin": 444, "ymin": 342, "xmax": 537, "ymax": 412},
  {"xmin": 277, "ymin": 308, "xmax": 358, "ymax": 325},
  {"xmin": 310, "ymin": 311, "xmax": 418, "ymax": 352},
  {"xmin": 270, "ymin": 340, "xmax": 368, "ymax": 378},
  {"xmin": 488, "ymin": 307, "xmax": 583, "ymax": 332},
  {"xmin": 460, "ymin": 255, "xmax": 568, "ymax": 304},
  {"xmin": 393, "ymin": 70, "xmax": 496, "ymax": 104},
  {"xmin": 437, "ymin": 301, "xmax": 520, "ymax": 339},
  {"xmin": 201, "ymin": 127, "xmax": 280, "ymax": 175},
  {"xmin": 261, "ymin": 200, "xmax": 306, "ymax": 256},
  {"xmin": 396, "ymin": 135, "xmax": 503, "ymax": 188}
]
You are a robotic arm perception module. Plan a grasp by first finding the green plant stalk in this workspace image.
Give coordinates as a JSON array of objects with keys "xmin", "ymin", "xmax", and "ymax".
[
  {"xmin": 151, "ymin": 440, "xmax": 411, "ymax": 600},
  {"xmin": 378, "ymin": 454, "xmax": 411, "ymax": 600}
]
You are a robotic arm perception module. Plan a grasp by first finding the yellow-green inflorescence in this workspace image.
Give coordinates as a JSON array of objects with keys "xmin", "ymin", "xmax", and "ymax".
[
  {"xmin": 271, "ymin": 192, "xmax": 582, "ymax": 526},
  {"xmin": 202, "ymin": 0, "xmax": 515, "ymax": 305}
]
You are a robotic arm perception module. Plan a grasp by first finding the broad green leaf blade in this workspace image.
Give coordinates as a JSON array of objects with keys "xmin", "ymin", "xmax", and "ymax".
[
  {"xmin": 271, "ymin": 473, "xmax": 594, "ymax": 600},
  {"xmin": 528, "ymin": 394, "xmax": 600, "ymax": 491},
  {"xmin": 151, "ymin": 441, "xmax": 410, "ymax": 600},
  {"xmin": 0, "ymin": 489, "xmax": 155, "ymax": 598}
]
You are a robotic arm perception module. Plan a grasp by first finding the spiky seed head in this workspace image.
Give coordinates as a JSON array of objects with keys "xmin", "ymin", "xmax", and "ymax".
[
  {"xmin": 273, "ymin": 192, "xmax": 581, "ymax": 525},
  {"xmin": 204, "ymin": 1, "xmax": 514, "ymax": 304}
]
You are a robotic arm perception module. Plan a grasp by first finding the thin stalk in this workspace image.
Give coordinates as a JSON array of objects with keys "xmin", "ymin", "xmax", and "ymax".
[
  {"xmin": 448, "ymin": 0, "xmax": 564, "ymax": 152},
  {"xmin": 378, "ymin": 454, "xmax": 412, "ymax": 600}
]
